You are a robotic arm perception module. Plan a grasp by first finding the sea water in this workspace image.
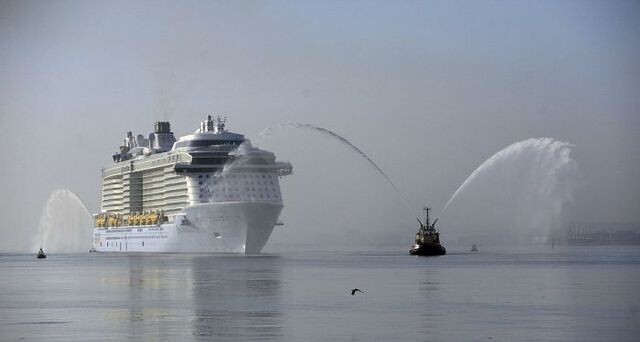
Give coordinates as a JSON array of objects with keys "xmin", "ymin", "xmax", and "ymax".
[{"xmin": 0, "ymin": 246, "xmax": 638, "ymax": 341}]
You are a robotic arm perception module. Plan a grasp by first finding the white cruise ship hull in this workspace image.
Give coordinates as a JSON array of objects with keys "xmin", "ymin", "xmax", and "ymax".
[{"xmin": 92, "ymin": 202, "xmax": 283, "ymax": 254}]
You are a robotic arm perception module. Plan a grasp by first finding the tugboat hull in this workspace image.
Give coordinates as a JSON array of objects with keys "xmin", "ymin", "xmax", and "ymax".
[{"xmin": 410, "ymin": 243, "xmax": 446, "ymax": 256}]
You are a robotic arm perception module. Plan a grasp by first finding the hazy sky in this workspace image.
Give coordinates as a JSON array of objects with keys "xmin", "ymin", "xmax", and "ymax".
[{"xmin": 1, "ymin": 0, "xmax": 638, "ymax": 251}]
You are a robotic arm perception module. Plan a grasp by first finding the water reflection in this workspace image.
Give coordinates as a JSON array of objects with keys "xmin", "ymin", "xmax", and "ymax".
[
  {"xmin": 418, "ymin": 268, "xmax": 444, "ymax": 338},
  {"xmin": 125, "ymin": 256, "xmax": 171, "ymax": 339},
  {"xmin": 190, "ymin": 255, "xmax": 283, "ymax": 340},
  {"xmin": 101, "ymin": 254, "xmax": 284, "ymax": 340}
]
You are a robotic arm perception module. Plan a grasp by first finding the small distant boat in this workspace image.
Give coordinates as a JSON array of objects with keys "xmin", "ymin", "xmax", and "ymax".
[
  {"xmin": 37, "ymin": 248, "xmax": 46, "ymax": 259},
  {"xmin": 410, "ymin": 206, "xmax": 446, "ymax": 256},
  {"xmin": 471, "ymin": 244, "xmax": 478, "ymax": 252}
]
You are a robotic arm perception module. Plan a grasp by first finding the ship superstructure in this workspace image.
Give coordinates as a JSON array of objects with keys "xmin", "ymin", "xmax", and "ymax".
[
  {"xmin": 409, "ymin": 206, "xmax": 446, "ymax": 256},
  {"xmin": 93, "ymin": 115, "xmax": 292, "ymax": 253}
]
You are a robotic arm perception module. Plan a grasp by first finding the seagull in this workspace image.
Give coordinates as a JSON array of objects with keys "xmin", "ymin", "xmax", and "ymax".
[{"xmin": 351, "ymin": 288, "xmax": 365, "ymax": 295}]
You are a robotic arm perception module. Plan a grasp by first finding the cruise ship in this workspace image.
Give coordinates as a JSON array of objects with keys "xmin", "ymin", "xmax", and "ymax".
[{"xmin": 92, "ymin": 115, "xmax": 292, "ymax": 253}]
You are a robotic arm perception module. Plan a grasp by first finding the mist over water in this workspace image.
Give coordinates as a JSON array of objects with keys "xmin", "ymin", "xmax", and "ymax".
[
  {"xmin": 439, "ymin": 138, "xmax": 578, "ymax": 245},
  {"xmin": 33, "ymin": 189, "xmax": 93, "ymax": 253}
]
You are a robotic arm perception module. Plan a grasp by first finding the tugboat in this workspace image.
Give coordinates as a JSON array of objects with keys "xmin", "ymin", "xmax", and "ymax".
[
  {"xmin": 471, "ymin": 244, "xmax": 478, "ymax": 252},
  {"xmin": 410, "ymin": 206, "xmax": 446, "ymax": 256},
  {"xmin": 36, "ymin": 247, "xmax": 46, "ymax": 259}
]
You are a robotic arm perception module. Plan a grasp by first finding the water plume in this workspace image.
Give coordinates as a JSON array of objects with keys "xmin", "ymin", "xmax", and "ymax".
[
  {"xmin": 198, "ymin": 141, "xmax": 256, "ymax": 203},
  {"xmin": 260, "ymin": 123, "xmax": 413, "ymax": 214},
  {"xmin": 439, "ymin": 138, "xmax": 578, "ymax": 244},
  {"xmin": 33, "ymin": 189, "xmax": 93, "ymax": 253}
]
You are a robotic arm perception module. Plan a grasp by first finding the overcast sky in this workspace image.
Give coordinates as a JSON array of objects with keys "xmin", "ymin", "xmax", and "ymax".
[{"xmin": 1, "ymin": 0, "xmax": 638, "ymax": 251}]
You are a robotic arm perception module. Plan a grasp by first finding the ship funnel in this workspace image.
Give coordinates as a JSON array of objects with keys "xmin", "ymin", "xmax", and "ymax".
[
  {"xmin": 154, "ymin": 121, "xmax": 171, "ymax": 134},
  {"xmin": 149, "ymin": 121, "xmax": 176, "ymax": 152}
]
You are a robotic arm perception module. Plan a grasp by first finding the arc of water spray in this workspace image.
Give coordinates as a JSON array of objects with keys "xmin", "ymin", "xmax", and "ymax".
[
  {"xmin": 261, "ymin": 122, "xmax": 415, "ymax": 216},
  {"xmin": 438, "ymin": 138, "xmax": 575, "ymax": 220},
  {"xmin": 34, "ymin": 189, "xmax": 93, "ymax": 253},
  {"xmin": 199, "ymin": 141, "xmax": 254, "ymax": 202}
]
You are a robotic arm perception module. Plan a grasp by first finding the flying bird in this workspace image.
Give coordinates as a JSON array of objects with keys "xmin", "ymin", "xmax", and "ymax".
[{"xmin": 351, "ymin": 288, "xmax": 365, "ymax": 295}]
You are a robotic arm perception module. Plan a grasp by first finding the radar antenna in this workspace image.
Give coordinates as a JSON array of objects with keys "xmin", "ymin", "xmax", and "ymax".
[{"xmin": 216, "ymin": 116, "xmax": 227, "ymax": 132}]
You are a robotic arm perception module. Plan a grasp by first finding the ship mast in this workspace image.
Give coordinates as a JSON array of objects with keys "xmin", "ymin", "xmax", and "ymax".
[{"xmin": 424, "ymin": 206, "xmax": 431, "ymax": 228}]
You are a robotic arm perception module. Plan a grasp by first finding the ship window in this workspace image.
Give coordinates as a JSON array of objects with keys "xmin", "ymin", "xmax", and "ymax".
[
  {"xmin": 198, "ymin": 175, "xmax": 202, "ymax": 179},
  {"xmin": 262, "ymin": 175, "xmax": 266, "ymax": 178},
  {"xmin": 206, "ymin": 175, "xmax": 210, "ymax": 178},
  {"xmin": 198, "ymin": 181, "xmax": 203, "ymax": 185}
]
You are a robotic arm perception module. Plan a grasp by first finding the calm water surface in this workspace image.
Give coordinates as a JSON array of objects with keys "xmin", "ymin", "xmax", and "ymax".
[{"xmin": 1, "ymin": 246, "xmax": 639, "ymax": 341}]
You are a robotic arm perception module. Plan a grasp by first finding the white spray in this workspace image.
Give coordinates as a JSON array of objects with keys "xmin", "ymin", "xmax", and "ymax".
[
  {"xmin": 33, "ymin": 189, "xmax": 93, "ymax": 253},
  {"xmin": 260, "ymin": 123, "xmax": 414, "ymax": 214},
  {"xmin": 438, "ymin": 138, "xmax": 578, "ymax": 243},
  {"xmin": 197, "ymin": 141, "xmax": 254, "ymax": 203}
]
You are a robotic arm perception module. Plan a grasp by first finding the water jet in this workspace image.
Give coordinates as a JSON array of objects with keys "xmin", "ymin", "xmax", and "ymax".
[
  {"xmin": 438, "ymin": 138, "xmax": 578, "ymax": 245},
  {"xmin": 33, "ymin": 189, "xmax": 93, "ymax": 253}
]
